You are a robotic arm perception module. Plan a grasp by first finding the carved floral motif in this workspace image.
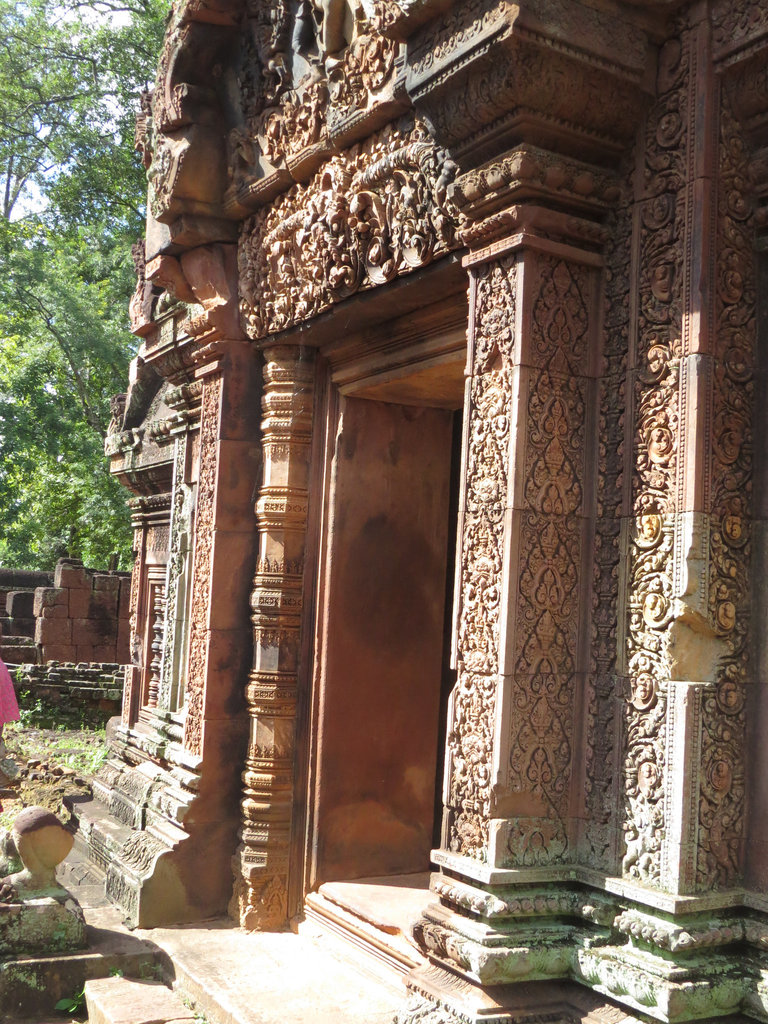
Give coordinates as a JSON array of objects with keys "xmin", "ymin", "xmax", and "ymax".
[
  {"xmin": 621, "ymin": 30, "xmax": 689, "ymax": 886},
  {"xmin": 327, "ymin": 31, "xmax": 398, "ymax": 112},
  {"xmin": 448, "ymin": 257, "xmax": 515, "ymax": 859},
  {"xmin": 696, "ymin": 89, "xmax": 754, "ymax": 890},
  {"xmin": 408, "ymin": 0, "xmax": 509, "ymax": 79},
  {"xmin": 183, "ymin": 373, "xmax": 221, "ymax": 755},
  {"xmin": 507, "ymin": 257, "xmax": 589, "ymax": 859},
  {"xmin": 260, "ymin": 81, "xmax": 329, "ymax": 166}
]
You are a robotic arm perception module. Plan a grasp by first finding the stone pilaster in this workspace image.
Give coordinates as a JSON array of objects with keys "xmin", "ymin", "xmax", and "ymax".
[
  {"xmin": 439, "ymin": 236, "xmax": 602, "ymax": 875},
  {"xmin": 231, "ymin": 345, "xmax": 315, "ymax": 931},
  {"xmin": 157, "ymin": 381, "xmax": 200, "ymax": 713}
]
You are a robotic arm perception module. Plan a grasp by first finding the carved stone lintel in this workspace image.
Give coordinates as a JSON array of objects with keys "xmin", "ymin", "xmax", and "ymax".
[{"xmin": 239, "ymin": 117, "xmax": 458, "ymax": 339}]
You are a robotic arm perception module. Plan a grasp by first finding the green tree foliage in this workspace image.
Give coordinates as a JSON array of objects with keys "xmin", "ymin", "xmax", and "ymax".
[{"xmin": 0, "ymin": 0, "xmax": 168, "ymax": 570}]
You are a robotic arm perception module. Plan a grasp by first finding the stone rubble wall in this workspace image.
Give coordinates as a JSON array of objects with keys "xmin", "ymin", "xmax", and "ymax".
[{"xmin": 15, "ymin": 662, "xmax": 125, "ymax": 722}]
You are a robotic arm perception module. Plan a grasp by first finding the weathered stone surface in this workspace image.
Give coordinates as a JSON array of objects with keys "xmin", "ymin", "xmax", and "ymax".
[{"xmin": 0, "ymin": 896, "xmax": 86, "ymax": 955}]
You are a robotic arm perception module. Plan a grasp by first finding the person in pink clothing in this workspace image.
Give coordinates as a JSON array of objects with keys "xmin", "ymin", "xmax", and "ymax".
[{"xmin": 0, "ymin": 655, "xmax": 20, "ymax": 750}]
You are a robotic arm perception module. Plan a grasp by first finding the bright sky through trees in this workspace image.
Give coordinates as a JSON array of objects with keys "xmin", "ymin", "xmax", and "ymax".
[{"xmin": 0, "ymin": 0, "xmax": 168, "ymax": 569}]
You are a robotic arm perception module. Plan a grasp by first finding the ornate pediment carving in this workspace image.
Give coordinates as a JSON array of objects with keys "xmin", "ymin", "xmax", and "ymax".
[
  {"xmin": 226, "ymin": 0, "xmax": 408, "ymax": 213},
  {"xmin": 140, "ymin": 0, "xmax": 657, "ymax": 259}
]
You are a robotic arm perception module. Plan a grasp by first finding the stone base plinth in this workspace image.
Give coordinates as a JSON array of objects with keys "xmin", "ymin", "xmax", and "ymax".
[
  {"xmin": 0, "ymin": 893, "xmax": 86, "ymax": 955},
  {"xmin": 408, "ymin": 868, "xmax": 768, "ymax": 1023},
  {"xmin": 398, "ymin": 963, "xmax": 759, "ymax": 1024},
  {"xmin": 67, "ymin": 721, "xmax": 243, "ymax": 928}
]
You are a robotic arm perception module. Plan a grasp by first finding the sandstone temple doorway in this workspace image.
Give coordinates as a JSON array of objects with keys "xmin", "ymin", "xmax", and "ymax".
[{"xmin": 300, "ymin": 299, "xmax": 466, "ymax": 962}]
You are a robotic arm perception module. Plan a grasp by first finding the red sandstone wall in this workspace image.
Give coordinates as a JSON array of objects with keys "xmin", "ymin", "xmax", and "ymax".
[{"xmin": 33, "ymin": 558, "xmax": 131, "ymax": 665}]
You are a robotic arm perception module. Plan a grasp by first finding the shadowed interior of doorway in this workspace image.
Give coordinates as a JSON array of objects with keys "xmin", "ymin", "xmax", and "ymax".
[{"xmin": 304, "ymin": 347, "xmax": 465, "ymax": 972}]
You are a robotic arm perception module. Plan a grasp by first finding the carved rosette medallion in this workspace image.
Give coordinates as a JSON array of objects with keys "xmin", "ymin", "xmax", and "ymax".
[
  {"xmin": 232, "ymin": 346, "xmax": 315, "ymax": 931},
  {"xmin": 239, "ymin": 118, "xmax": 457, "ymax": 338}
]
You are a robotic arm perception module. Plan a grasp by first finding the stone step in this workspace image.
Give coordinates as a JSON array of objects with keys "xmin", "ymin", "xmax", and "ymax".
[
  {"xmin": 302, "ymin": 875, "xmax": 429, "ymax": 982},
  {"xmin": 136, "ymin": 918, "xmax": 404, "ymax": 1024},
  {"xmin": 85, "ymin": 976, "xmax": 196, "ymax": 1024}
]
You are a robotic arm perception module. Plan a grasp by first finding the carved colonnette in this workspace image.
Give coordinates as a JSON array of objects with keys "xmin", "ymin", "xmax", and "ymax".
[{"xmin": 230, "ymin": 345, "xmax": 315, "ymax": 931}]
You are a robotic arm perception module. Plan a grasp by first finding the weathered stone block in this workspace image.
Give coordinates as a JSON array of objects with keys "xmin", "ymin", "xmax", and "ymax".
[
  {"xmin": 53, "ymin": 560, "xmax": 87, "ymax": 589},
  {"xmin": 6, "ymin": 591, "xmax": 34, "ymax": 618},
  {"xmin": 76, "ymin": 645, "xmax": 95, "ymax": 663},
  {"xmin": 118, "ymin": 576, "xmax": 132, "ymax": 609},
  {"xmin": 35, "ymin": 617, "xmax": 71, "ymax": 645},
  {"xmin": 41, "ymin": 645, "xmax": 73, "ymax": 663},
  {"xmin": 92, "ymin": 645, "xmax": 117, "ymax": 662},
  {"xmin": 38, "ymin": 602, "xmax": 68, "ymax": 620},
  {"xmin": 92, "ymin": 574, "xmax": 120, "ymax": 594},
  {"xmin": 72, "ymin": 618, "xmax": 99, "ymax": 645},
  {"xmin": 0, "ymin": 895, "xmax": 86, "ymax": 955},
  {"xmin": 67, "ymin": 586, "xmax": 92, "ymax": 619},
  {"xmin": 33, "ymin": 587, "xmax": 67, "ymax": 616}
]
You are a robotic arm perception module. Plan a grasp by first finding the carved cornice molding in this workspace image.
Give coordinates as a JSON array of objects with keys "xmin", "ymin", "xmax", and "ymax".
[
  {"xmin": 452, "ymin": 143, "xmax": 621, "ymax": 248},
  {"xmin": 406, "ymin": 0, "xmax": 654, "ymax": 166}
]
